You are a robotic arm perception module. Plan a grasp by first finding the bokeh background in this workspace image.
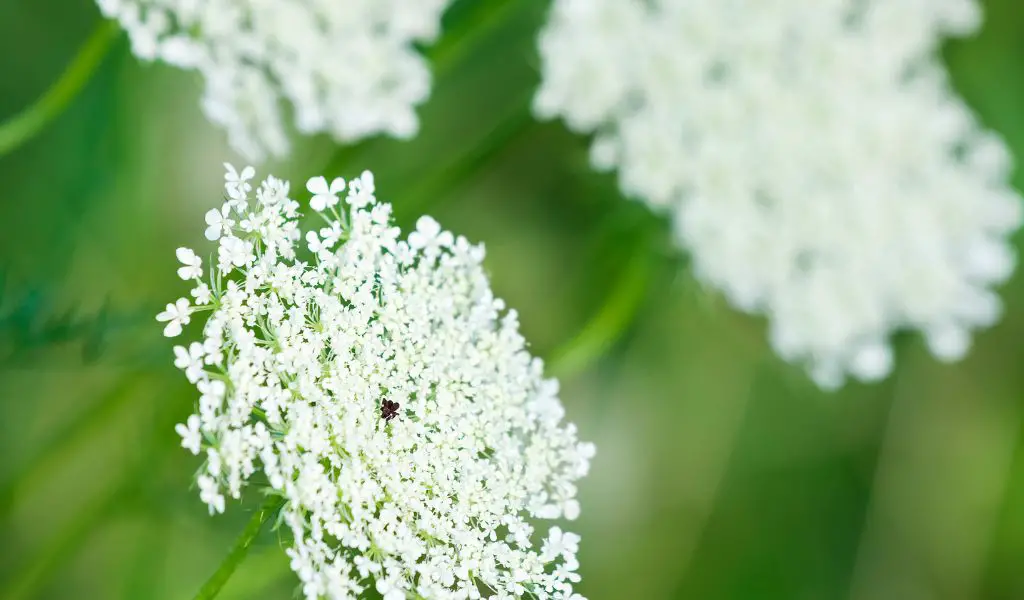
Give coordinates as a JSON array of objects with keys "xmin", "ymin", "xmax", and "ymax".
[{"xmin": 2, "ymin": 1, "xmax": 1024, "ymax": 599}]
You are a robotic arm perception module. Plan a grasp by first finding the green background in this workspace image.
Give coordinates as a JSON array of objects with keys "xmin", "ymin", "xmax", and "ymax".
[{"xmin": 2, "ymin": 1, "xmax": 1024, "ymax": 599}]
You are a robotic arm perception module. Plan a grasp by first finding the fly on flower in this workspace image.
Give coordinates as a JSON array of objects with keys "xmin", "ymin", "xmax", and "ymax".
[{"xmin": 380, "ymin": 399, "xmax": 401, "ymax": 422}]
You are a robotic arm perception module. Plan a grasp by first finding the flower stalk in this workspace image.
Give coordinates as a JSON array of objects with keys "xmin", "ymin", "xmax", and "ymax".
[
  {"xmin": 546, "ymin": 239, "xmax": 655, "ymax": 379},
  {"xmin": 192, "ymin": 495, "xmax": 285, "ymax": 600},
  {"xmin": 0, "ymin": 20, "xmax": 118, "ymax": 158}
]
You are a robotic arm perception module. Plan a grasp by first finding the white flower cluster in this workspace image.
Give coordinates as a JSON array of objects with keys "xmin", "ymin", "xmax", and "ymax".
[
  {"xmin": 159, "ymin": 164, "xmax": 594, "ymax": 599},
  {"xmin": 535, "ymin": 0, "xmax": 1023, "ymax": 388},
  {"xmin": 96, "ymin": 0, "xmax": 453, "ymax": 161}
]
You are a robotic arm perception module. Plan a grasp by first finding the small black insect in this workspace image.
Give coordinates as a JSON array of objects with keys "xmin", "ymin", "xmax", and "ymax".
[{"xmin": 380, "ymin": 399, "xmax": 401, "ymax": 422}]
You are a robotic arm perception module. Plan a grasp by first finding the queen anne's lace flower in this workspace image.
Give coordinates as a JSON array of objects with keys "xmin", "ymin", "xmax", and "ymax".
[
  {"xmin": 96, "ymin": 0, "xmax": 454, "ymax": 161},
  {"xmin": 163, "ymin": 164, "xmax": 594, "ymax": 599},
  {"xmin": 535, "ymin": 0, "xmax": 1023, "ymax": 388}
]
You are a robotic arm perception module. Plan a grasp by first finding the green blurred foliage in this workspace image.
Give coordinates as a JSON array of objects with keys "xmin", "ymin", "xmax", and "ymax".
[{"xmin": 1, "ymin": 1, "xmax": 1024, "ymax": 599}]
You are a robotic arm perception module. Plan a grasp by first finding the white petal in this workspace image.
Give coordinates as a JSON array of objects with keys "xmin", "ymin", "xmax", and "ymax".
[
  {"xmin": 416, "ymin": 216, "xmax": 440, "ymax": 236},
  {"xmin": 359, "ymin": 170, "xmax": 375, "ymax": 191},
  {"xmin": 849, "ymin": 343, "xmax": 893, "ymax": 383},
  {"xmin": 306, "ymin": 176, "xmax": 328, "ymax": 195},
  {"xmin": 926, "ymin": 324, "xmax": 971, "ymax": 362},
  {"xmin": 156, "ymin": 303, "xmax": 174, "ymax": 322},
  {"xmin": 563, "ymin": 500, "xmax": 580, "ymax": 520}
]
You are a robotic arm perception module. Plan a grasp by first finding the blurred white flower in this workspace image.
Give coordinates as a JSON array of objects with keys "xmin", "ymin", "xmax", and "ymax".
[
  {"xmin": 217, "ymin": 236, "xmax": 254, "ymax": 272},
  {"xmin": 175, "ymin": 247, "xmax": 202, "ymax": 280},
  {"xmin": 156, "ymin": 297, "xmax": 191, "ymax": 337},
  {"xmin": 97, "ymin": 0, "xmax": 455, "ymax": 161},
  {"xmin": 306, "ymin": 176, "xmax": 345, "ymax": 212},
  {"xmin": 408, "ymin": 215, "xmax": 453, "ymax": 254},
  {"xmin": 190, "ymin": 282, "xmax": 211, "ymax": 305},
  {"xmin": 198, "ymin": 474, "xmax": 225, "ymax": 515},
  {"xmin": 347, "ymin": 170, "xmax": 376, "ymax": 209},
  {"xmin": 175, "ymin": 414, "xmax": 202, "ymax": 455},
  {"xmin": 164, "ymin": 164, "xmax": 593, "ymax": 599},
  {"xmin": 204, "ymin": 206, "xmax": 232, "ymax": 241},
  {"xmin": 540, "ymin": 527, "xmax": 581, "ymax": 562},
  {"xmin": 535, "ymin": 0, "xmax": 1023, "ymax": 388},
  {"xmin": 173, "ymin": 342, "xmax": 204, "ymax": 382},
  {"xmin": 224, "ymin": 163, "xmax": 255, "ymax": 199}
]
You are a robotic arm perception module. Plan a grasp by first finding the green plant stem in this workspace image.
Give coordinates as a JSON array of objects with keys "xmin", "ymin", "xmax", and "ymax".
[
  {"xmin": 0, "ymin": 20, "xmax": 119, "ymax": 158},
  {"xmin": 395, "ymin": 96, "xmax": 535, "ymax": 224},
  {"xmin": 428, "ymin": 0, "xmax": 520, "ymax": 67},
  {"xmin": 318, "ymin": 0, "xmax": 521, "ymax": 177},
  {"xmin": 191, "ymin": 495, "xmax": 286, "ymax": 600},
  {"xmin": 545, "ymin": 242, "xmax": 655, "ymax": 379}
]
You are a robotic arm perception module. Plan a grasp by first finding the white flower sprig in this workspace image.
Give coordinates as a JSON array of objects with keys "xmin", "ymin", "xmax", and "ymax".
[
  {"xmin": 534, "ymin": 0, "xmax": 1022, "ymax": 389},
  {"xmin": 162, "ymin": 163, "xmax": 594, "ymax": 599},
  {"xmin": 97, "ymin": 0, "xmax": 455, "ymax": 161}
]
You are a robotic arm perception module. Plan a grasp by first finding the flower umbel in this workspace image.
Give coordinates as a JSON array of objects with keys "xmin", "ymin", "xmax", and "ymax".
[
  {"xmin": 165, "ymin": 164, "xmax": 594, "ymax": 599},
  {"xmin": 535, "ymin": 0, "xmax": 1023, "ymax": 388},
  {"xmin": 97, "ymin": 0, "xmax": 454, "ymax": 161}
]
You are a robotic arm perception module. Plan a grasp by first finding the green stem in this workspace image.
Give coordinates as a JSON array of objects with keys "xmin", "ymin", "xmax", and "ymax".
[
  {"xmin": 428, "ymin": 0, "xmax": 521, "ymax": 66},
  {"xmin": 545, "ymin": 242, "xmax": 655, "ymax": 379},
  {"xmin": 394, "ymin": 95, "xmax": 535, "ymax": 224},
  {"xmin": 191, "ymin": 495, "xmax": 286, "ymax": 600},
  {"xmin": 318, "ymin": 0, "xmax": 522, "ymax": 177},
  {"xmin": 0, "ymin": 20, "xmax": 119, "ymax": 158}
]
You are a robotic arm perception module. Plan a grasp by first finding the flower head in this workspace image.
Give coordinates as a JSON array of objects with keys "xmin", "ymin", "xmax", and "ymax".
[
  {"xmin": 165, "ymin": 164, "xmax": 593, "ymax": 599},
  {"xmin": 98, "ymin": 0, "xmax": 455, "ymax": 161},
  {"xmin": 535, "ymin": 0, "xmax": 1022, "ymax": 388}
]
